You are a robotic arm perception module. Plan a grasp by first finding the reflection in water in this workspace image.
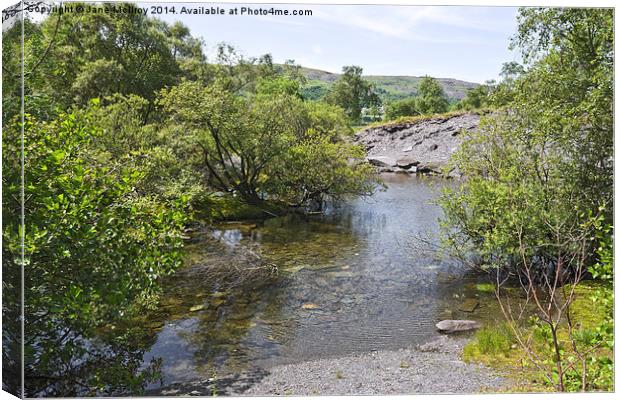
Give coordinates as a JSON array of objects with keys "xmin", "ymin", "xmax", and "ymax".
[{"xmin": 141, "ymin": 175, "xmax": 503, "ymax": 391}]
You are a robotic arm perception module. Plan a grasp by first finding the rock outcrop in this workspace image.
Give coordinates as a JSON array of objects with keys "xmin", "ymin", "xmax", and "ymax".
[{"xmin": 355, "ymin": 112, "xmax": 482, "ymax": 177}]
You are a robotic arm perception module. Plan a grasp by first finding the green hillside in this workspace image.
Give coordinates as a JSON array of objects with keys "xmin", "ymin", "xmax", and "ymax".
[{"xmin": 299, "ymin": 66, "xmax": 479, "ymax": 103}]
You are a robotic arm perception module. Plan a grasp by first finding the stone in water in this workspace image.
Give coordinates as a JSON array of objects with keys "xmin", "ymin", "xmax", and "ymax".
[
  {"xmin": 458, "ymin": 299, "xmax": 479, "ymax": 313},
  {"xmin": 435, "ymin": 319, "xmax": 481, "ymax": 333}
]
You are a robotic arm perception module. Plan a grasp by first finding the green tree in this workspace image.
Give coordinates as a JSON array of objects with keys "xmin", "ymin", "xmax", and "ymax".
[
  {"xmin": 159, "ymin": 80, "xmax": 304, "ymax": 205},
  {"xmin": 384, "ymin": 97, "xmax": 419, "ymax": 120},
  {"xmin": 265, "ymin": 101, "xmax": 378, "ymax": 209},
  {"xmin": 326, "ymin": 65, "xmax": 380, "ymax": 122},
  {"xmin": 159, "ymin": 78, "xmax": 377, "ymax": 209},
  {"xmin": 415, "ymin": 76, "xmax": 449, "ymax": 114},
  {"xmin": 2, "ymin": 3, "xmax": 204, "ymax": 123},
  {"xmin": 2, "ymin": 107, "xmax": 188, "ymax": 395},
  {"xmin": 439, "ymin": 8, "xmax": 613, "ymax": 392},
  {"xmin": 454, "ymin": 84, "xmax": 492, "ymax": 111}
]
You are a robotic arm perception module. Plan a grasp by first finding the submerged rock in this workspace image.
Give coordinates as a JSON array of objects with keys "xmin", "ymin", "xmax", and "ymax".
[
  {"xmin": 145, "ymin": 320, "xmax": 165, "ymax": 329},
  {"xmin": 435, "ymin": 319, "xmax": 481, "ymax": 333},
  {"xmin": 457, "ymin": 299, "xmax": 479, "ymax": 313}
]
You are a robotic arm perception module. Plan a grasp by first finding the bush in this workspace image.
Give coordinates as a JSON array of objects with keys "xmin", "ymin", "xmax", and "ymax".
[
  {"xmin": 442, "ymin": 8, "xmax": 613, "ymax": 392},
  {"xmin": 2, "ymin": 109, "xmax": 188, "ymax": 396},
  {"xmin": 384, "ymin": 98, "xmax": 419, "ymax": 120},
  {"xmin": 159, "ymin": 78, "xmax": 379, "ymax": 210}
]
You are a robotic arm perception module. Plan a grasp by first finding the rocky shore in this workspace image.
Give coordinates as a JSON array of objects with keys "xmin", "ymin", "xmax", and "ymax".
[
  {"xmin": 354, "ymin": 112, "xmax": 482, "ymax": 176},
  {"xmin": 152, "ymin": 335, "xmax": 505, "ymax": 396}
]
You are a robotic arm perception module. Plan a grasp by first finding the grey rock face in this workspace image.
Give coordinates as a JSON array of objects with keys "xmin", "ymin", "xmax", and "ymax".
[
  {"xmin": 367, "ymin": 155, "xmax": 397, "ymax": 167},
  {"xmin": 435, "ymin": 320, "xmax": 481, "ymax": 333},
  {"xmin": 355, "ymin": 112, "xmax": 482, "ymax": 176}
]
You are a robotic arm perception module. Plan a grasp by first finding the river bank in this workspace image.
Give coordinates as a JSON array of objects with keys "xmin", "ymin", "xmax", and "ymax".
[
  {"xmin": 133, "ymin": 175, "xmax": 520, "ymax": 395},
  {"xmin": 153, "ymin": 335, "xmax": 506, "ymax": 396}
]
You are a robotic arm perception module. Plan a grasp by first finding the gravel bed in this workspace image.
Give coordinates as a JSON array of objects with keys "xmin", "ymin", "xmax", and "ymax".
[
  {"xmin": 242, "ymin": 335, "xmax": 504, "ymax": 396},
  {"xmin": 153, "ymin": 335, "xmax": 506, "ymax": 396}
]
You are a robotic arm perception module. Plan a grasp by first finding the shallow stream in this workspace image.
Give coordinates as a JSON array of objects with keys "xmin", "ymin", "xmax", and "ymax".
[{"xmin": 140, "ymin": 174, "xmax": 505, "ymax": 390}]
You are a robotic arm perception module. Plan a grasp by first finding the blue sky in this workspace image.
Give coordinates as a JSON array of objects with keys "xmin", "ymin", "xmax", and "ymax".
[{"xmin": 153, "ymin": 3, "xmax": 519, "ymax": 83}]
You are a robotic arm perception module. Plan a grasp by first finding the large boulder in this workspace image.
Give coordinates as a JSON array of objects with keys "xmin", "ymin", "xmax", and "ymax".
[
  {"xmin": 416, "ymin": 161, "xmax": 444, "ymax": 174},
  {"xmin": 395, "ymin": 156, "xmax": 420, "ymax": 169},
  {"xmin": 367, "ymin": 156, "xmax": 397, "ymax": 168},
  {"xmin": 435, "ymin": 319, "xmax": 481, "ymax": 333}
]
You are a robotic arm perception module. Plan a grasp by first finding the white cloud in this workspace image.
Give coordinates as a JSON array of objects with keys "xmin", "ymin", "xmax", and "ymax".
[{"xmin": 311, "ymin": 5, "xmax": 514, "ymax": 42}]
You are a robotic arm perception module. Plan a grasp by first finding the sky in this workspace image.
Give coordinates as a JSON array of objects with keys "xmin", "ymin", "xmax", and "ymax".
[
  {"xmin": 2, "ymin": 1, "xmax": 520, "ymax": 84},
  {"xmin": 152, "ymin": 3, "xmax": 520, "ymax": 83}
]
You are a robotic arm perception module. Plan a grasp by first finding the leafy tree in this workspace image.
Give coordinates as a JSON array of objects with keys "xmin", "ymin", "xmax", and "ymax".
[
  {"xmin": 159, "ymin": 78, "xmax": 377, "ymax": 209},
  {"xmin": 2, "ymin": 2, "xmax": 204, "ymax": 123},
  {"xmin": 415, "ymin": 76, "xmax": 449, "ymax": 114},
  {"xmin": 208, "ymin": 44, "xmax": 282, "ymax": 95},
  {"xmin": 265, "ymin": 101, "xmax": 378, "ymax": 209},
  {"xmin": 301, "ymin": 82, "xmax": 330, "ymax": 101},
  {"xmin": 500, "ymin": 61, "xmax": 525, "ymax": 82},
  {"xmin": 454, "ymin": 84, "xmax": 492, "ymax": 111},
  {"xmin": 326, "ymin": 65, "xmax": 380, "ymax": 122},
  {"xmin": 439, "ymin": 8, "xmax": 613, "ymax": 392},
  {"xmin": 83, "ymin": 94, "xmax": 207, "ymax": 204},
  {"xmin": 159, "ymin": 80, "xmax": 303, "ymax": 205},
  {"xmin": 384, "ymin": 97, "xmax": 419, "ymax": 120},
  {"xmin": 2, "ymin": 107, "xmax": 188, "ymax": 395}
]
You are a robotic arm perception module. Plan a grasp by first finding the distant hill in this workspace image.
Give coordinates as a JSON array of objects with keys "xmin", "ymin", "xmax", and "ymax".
[{"xmin": 298, "ymin": 66, "xmax": 479, "ymax": 103}]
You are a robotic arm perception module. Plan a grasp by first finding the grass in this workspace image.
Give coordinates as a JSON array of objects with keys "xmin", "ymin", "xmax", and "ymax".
[
  {"xmin": 463, "ymin": 322, "xmax": 551, "ymax": 392},
  {"xmin": 475, "ymin": 283, "xmax": 495, "ymax": 293},
  {"xmin": 462, "ymin": 280, "xmax": 613, "ymax": 393},
  {"xmin": 463, "ymin": 323, "xmax": 514, "ymax": 358}
]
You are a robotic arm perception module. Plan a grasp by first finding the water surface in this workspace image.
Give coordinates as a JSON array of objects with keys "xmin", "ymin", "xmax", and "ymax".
[{"xmin": 141, "ymin": 174, "xmax": 500, "ymax": 390}]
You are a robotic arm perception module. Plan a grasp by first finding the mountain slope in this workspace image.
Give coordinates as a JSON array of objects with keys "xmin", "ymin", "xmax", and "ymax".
[{"xmin": 299, "ymin": 67, "xmax": 479, "ymax": 103}]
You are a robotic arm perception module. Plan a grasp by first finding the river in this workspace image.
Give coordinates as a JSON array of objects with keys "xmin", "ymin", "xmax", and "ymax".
[{"xmin": 138, "ymin": 174, "xmax": 502, "ymax": 392}]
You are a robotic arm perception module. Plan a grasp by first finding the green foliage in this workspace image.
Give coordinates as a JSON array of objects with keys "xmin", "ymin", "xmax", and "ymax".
[
  {"xmin": 267, "ymin": 125, "xmax": 378, "ymax": 209},
  {"xmin": 384, "ymin": 97, "xmax": 419, "ymax": 120},
  {"xmin": 475, "ymin": 283, "xmax": 495, "ymax": 293},
  {"xmin": 2, "ymin": 109, "xmax": 188, "ymax": 395},
  {"xmin": 440, "ymin": 7, "xmax": 613, "ymax": 276},
  {"xmin": 577, "ymin": 221, "xmax": 614, "ymax": 390},
  {"xmin": 453, "ymin": 84, "xmax": 492, "ymax": 111},
  {"xmin": 325, "ymin": 65, "xmax": 381, "ymax": 122},
  {"xmin": 414, "ymin": 76, "xmax": 449, "ymax": 114},
  {"xmin": 159, "ymin": 78, "xmax": 378, "ymax": 209},
  {"xmin": 441, "ymin": 7, "xmax": 613, "ymax": 392},
  {"xmin": 463, "ymin": 323, "xmax": 514, "ymax": 358},
  {"xmin": 528, "ymin": 279, "xmax": 613, "ymax": 392},
  {"xmin": 588, "ymin": 218, "xmax": 613, "ymax": 280},
  {"xmin": 256, "ymin": 76, "xmax": 303, "ymax": 98},
  {"xmin": 301, "ymin": 80, "xmax": 331, "ymax": 101},
  {"xmin": 379, "ymin": 77, "xmax": 451, "ymax": 119},
  {"xmin": 2, "ymin": 2, "xmax": 205, "ymax": 123},
  {"xmin": 158, "ymin": 79, "xmax": 302, "ymax": 205}
]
